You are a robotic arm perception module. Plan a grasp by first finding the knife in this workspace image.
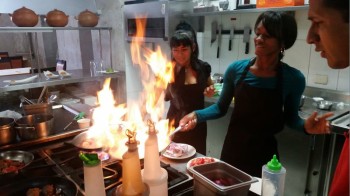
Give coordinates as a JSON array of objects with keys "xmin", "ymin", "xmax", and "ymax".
[
  {"xmin": 217, "ymin": 24, "xmax": 222, "ymax": 58},
  {"xmin": 243, "ymin": 26, "xmax": 250, "ymax": 54},
  {"xmin": 229, "ymin": 26, "xmax": 234, "ymax": 51},
  {"xmin": 211, "ymin": 21, "xmax": 217, "ymax": 46}
]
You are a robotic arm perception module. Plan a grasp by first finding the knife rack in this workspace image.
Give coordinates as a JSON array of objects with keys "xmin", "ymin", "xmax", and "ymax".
[{"xmin": 215, "ymin": 29, "xmax": 252, "ymax": 35}]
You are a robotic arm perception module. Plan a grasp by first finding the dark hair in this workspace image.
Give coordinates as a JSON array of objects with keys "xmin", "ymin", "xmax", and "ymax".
[
  {"xmin": 175, "ymin": 21, "xmax": 199, "ymax": 58},
  {"xmin": 322, "ymin": 0, "xmax": 349, "ymax": 22},
  {"xmin": 170, "ymin": 29, "xmax": 199, "ymax": 70},
  {"xmin": 254, "ymin": 11, "xmax": 297, "ymax": 59}
]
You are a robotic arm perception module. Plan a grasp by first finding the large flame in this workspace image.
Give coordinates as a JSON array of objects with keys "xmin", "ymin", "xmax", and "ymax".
[{"xmin": 84, "ymin": 16, "xmax": 176, "ymax": 159}]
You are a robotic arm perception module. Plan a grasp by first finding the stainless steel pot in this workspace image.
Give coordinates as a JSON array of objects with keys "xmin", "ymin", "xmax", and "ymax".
[
  {"xmin": 0, "ymin": 117, "xmax": 16, "ymax": 146},
  {"xmin": 15, "ymin": 114, "xmax": 54, "ymax": 141}
]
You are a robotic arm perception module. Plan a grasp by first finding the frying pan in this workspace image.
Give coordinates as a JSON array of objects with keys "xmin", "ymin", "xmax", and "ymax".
[
  {"xmin": 65, "ymin": 131, "xmax": 104, "ymax": 152},
  {"xmin": 0, "ymin": 176, "xmax": 78, "ymax": 196},
  {"xmin": 0, "ymin": 150, "xmax": 34, "ymax": 178}
]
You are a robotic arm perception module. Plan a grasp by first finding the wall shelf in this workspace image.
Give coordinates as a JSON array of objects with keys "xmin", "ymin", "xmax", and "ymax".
[
  {"xmin": 0, "ymin": 69, "xmax": 125, "ymax": 93},
  {"xmin": 183, "ymin": 5, "xmax": 309, "ymax": 17},
  {"xmin": 0, "ymin": 26, "xmax": 112, "ymax": 33}
]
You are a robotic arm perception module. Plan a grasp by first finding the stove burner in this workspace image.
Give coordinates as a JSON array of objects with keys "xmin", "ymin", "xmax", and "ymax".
[{"xmin": 0, "ymin": 142, "xmax": 189, "ymax": 195}]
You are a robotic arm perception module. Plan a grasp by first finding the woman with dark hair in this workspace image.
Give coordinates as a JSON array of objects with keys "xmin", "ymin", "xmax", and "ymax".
[
  {"xmin": 165, "ymin": 26, "xmax": 214, "ymax": 155},
  {"xmin": 179, "ymin": 11, "xmax": 305, "ymax": 177}
]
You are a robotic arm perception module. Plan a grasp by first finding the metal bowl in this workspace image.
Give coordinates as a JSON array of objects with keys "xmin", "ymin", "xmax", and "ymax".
[{"xmin": 0, "ymin": 150, "xmax": 34, "ymax": 176}]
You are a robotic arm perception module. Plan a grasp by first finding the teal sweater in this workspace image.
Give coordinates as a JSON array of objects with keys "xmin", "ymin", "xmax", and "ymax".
[{"xmin": 195, "ymin": 59, "xmax": 306, "ymax": 131}]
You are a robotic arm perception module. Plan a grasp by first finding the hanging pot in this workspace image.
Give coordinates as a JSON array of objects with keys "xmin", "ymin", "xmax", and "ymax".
[
  {"xmin": 10, "ymin": 7, "xmax": 39, "ymax": 27},
  {"xmin": 75, "ymin": 9, "xmax": 99, "ymax": 27},
  {"xmin": 45, "ymin": 9, "xmax": 69, "ymax": 27}
]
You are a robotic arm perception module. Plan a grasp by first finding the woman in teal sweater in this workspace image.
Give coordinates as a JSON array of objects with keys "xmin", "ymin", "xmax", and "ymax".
[{"xmin": 179, "ymin": 11, "xmax": 306, "ymax": 177}]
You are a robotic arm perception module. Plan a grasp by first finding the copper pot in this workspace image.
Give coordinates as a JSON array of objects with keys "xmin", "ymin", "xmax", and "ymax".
[
  {"xmin": 11, "ymin": 7, "xmax": 39, "ymax": 27},
  {"xmin": 76, "ymin": 9, "xmax": 98, "ymax": 27},
  {"xmin": 46, "ymin": 9, "xmax": 69, "ymax": 27},
  {"xmin": 0, "ymin": 117, "xmax": 16, "ymax": 146},
  {"xmin": 15, "ymin": 114, "xmax": 54, "ymax": 141}
]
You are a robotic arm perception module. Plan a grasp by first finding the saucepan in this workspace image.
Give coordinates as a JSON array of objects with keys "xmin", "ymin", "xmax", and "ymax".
[
  {"xmin": 15, "ymin": 114, "xmax": 54, "ymax": 141},
  {"xmin": 0, "ymin": 117, "xmax": 16, "ymax": 146}
]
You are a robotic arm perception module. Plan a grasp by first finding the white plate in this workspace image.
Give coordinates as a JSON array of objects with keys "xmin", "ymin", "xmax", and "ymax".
[
  {"xmin": 44, "ymin": 71, "xmax": 59, "ymax": 79},
  {"xmin": 3, "ymin": 75, "xmax": 38, "ymax": 85},
  {"xmin": 162, "ymin": 143, "xmax": 196, "ymax": 160},
  {"xmin": 100, "ymin": 70, "xmax": 119, "ymax": 74},
  {"xmin": 58, "ymin": 70, "xmax": 71, "ymax": 77}
]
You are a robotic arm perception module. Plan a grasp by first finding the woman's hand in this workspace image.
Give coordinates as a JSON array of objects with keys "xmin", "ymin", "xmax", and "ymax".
[
  {"xmin": 304, "ymin": 111, "xmax": 334, "ymax": 134},
  {"xmin": 179, "ymin": 112, "xmax": 197, "ymax": 131},
  {"xmin": 204, "ymin": 85, "xmax": 216, "ymax": 97}
]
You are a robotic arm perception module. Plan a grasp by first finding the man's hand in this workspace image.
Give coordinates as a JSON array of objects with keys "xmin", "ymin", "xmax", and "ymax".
[{"xmin": 305, "ymin": 111, "xmax": 334, "ymax": 134}]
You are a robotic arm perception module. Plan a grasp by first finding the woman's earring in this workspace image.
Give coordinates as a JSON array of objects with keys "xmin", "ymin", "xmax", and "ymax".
[{"xmin": 280, "ymin": 47, "xmax": 285, "ymax": 55}]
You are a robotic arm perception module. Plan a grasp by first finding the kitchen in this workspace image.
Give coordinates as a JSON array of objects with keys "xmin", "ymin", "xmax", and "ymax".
[{"xmin": 0, "ymin": 0, "xmax": 349, "ymax": 196}]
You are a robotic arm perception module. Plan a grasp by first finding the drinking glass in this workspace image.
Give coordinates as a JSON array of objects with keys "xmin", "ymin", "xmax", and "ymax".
[
  {"xmin": 89, "ymin": 60, "xmax": 97, "ymax": 76},
  {"xmin": 90, "ymin": 60, "xmax": 105, "ymax": 76}
]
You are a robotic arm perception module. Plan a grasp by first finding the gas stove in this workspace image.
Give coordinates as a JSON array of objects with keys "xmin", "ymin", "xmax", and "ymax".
[{"xmin": 0, "ymin": 141, "xmax": 189, "ymax": 196}]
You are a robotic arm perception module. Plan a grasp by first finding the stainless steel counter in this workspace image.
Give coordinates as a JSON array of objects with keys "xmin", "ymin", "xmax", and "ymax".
[{"xmin": 0, "ymin": 69, "xmax": 125, "ymax": 93}]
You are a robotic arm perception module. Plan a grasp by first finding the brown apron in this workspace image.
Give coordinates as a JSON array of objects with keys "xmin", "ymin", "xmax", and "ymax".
[{"xmin": 221, "ymin": 58, "xmax": 284, "ymax": 177}]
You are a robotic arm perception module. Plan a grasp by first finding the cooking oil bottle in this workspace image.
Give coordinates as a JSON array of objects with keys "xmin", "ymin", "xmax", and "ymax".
[{"xmin": 262, "ymin": 154, "xmax": 286, "ymax": 196}]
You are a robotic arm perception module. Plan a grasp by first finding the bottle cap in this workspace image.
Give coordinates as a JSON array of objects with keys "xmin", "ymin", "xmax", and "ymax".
[
  {"xmin": 79, "ymin": 152, "xmax": 100, "ymax": 166},
  {"xmin": 267, "ymin": 154, "xmax": 282, "ymax": 172}
]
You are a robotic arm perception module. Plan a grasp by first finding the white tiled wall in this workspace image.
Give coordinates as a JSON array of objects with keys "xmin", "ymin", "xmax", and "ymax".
[{"xmin": 197, "ymin": 10, "xmax": 350, "ymax": 93}]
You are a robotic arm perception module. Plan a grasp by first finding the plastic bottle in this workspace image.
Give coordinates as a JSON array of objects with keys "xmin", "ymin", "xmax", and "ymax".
[
  {"xmin": 262, "ymin": 154, "xmax": 286, "ymax": 196},
  {"xmin": 79, "ymin": 153, "xmax": 106, "ymax": 196}
]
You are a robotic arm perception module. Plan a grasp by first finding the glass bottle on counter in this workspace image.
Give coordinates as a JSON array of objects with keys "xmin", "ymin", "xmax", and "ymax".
[
  {"xmin": 262, "ymin": 154, "xmax": 286, "ymax": 196},
  {"xmin": 79, "ymin": 153, "xmax": 106, "ymax": 196}
]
